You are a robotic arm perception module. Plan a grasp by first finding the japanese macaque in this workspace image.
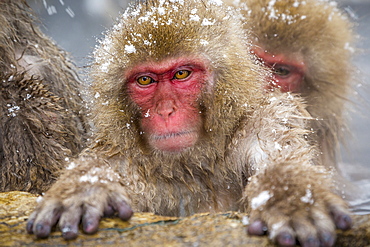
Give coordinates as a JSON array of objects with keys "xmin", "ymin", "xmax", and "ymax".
[
  {"xmin": 0, "ymin": 0, "xmax": 88, "ymax": 193},
  {"xmin": 225, "ymin": 0, "xmax": 355, "ymax": 168},
  {"xmin": 27, "ymin": 1, "xmax": 352, "ymax": 246}
]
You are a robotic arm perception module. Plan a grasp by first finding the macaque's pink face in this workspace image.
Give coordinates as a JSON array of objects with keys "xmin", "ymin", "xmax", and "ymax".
[
  {"xmin": 126, "ymin": 57, "xmax": 209, "ymax": 152},
  {"xmin": 253, "ymin": 47, "xmax": 306, "ymax": 93}
]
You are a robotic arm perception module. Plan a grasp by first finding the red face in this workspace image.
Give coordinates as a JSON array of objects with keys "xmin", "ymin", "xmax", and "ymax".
[
  {"xmin": 253, "ymin": 47, "xmax": 306, "ymax": 93},
  {"xmin": 125, "ymin": 57, "xmax": 210, "ymax": 153}
]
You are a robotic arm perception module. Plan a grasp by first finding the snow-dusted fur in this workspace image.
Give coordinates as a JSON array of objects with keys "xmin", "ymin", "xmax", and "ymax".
[
  {"xmin": 226, "ymin": 0, "xmax": 355, "ymax": 168},
  {"xmin": 28, "ymin": 0, "xmax": 351, "ymax": 245}
]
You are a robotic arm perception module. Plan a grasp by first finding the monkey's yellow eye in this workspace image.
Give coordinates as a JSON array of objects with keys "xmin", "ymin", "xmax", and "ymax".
[
  {"xmin": 174, "ymin": 70, "xmax": 191, "ymax": 80},
  {"xmin": 137, "ymin": 76, "xmax": 154, "ymax": 85}
]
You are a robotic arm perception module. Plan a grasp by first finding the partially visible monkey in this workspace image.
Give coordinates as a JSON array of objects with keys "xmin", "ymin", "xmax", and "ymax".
[
  {"xmin": 27, "ymin": 1, "xmax": 352, "ymax": 246},
  {"xmin": 0, "ymin": 0, "xmax": 88, "ymax": 193},
  {"xmin": 225, "ymin": 0, "xmax": 355, "ymax": 169}
]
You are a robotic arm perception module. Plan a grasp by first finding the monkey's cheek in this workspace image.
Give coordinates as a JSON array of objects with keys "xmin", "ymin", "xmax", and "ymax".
[
  {"xmin": 272, "ymin": 79, "xmax": 302, "ymax": 93},
  {"xmin": 148, "ymin": 132, "xmax": 199, "ymax": 152}
]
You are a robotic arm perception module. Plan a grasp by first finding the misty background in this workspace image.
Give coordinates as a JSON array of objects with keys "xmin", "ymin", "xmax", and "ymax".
[{"xmin": 27, "ymin": 0, "xmax": 370, "ymax": 212}]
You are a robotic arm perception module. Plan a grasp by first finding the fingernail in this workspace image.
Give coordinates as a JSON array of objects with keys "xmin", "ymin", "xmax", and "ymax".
[
  {"xmin": 84, "ymin": 221, "xmax": 98, "ymax": 234},
  {"xmin": 336, "ymin": 214, "xmax": 352, "ymax": 230},
  {"xmin": 26, "ymin": 221, "xmax": 34, "ymax": 234},
  {"xmin": 277, "ymin": 232, "xmax": 295, "ymax": 246},
  {"xmin": 35, "ymin": 224, "xmax": 50, "ymax": 239},
  {"xmin": 62, "ymin": 226, "xmax": 78, "ymax": 240},
  {"xmin": 119, "ymin": 208, "xmax": 133, "ymax": 220},
  {"xmin": 304, "ymin": 237, "xmax": 320, "ymax": 247},
  {"xmin": 321, "ymin": 232, "xmax": 334, "ymax": 246},
  {"xmin": 247, "ymin": 220, "xmax": 267, "ymax": 236}
]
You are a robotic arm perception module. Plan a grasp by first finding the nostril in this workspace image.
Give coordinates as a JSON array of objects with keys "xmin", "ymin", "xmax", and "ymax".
[
  {"xmin": 157, "ymin": 107, "xmax": 175, "ymax": 118},
  {"xmin": 156, "ymin": 100, "xmax": 177, "ymax": 118}
]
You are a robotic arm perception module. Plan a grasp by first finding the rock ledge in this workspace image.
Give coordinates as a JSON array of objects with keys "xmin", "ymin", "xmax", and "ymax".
[{"xmin": 1, "ymin": 191, "xmax": 369, "ymax": 246}]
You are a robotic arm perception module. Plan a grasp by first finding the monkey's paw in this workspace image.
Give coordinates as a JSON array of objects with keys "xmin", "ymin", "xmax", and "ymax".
[
  {"xmin": 247, "ymin": 189, "xmax": 351, "ymax": 247},
  {"xmin": 245, "ymin": 168, "xmax": 352, "ymax": 247},
  {"xmin": 26, "ymin": 181, "xmax": 132, "ymax": 240}
]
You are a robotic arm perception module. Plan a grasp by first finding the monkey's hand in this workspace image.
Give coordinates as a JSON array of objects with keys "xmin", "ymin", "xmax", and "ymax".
[
  {"xmin": 26, "ymin": 158, "xmax": 133, "ymax": 240},
  {"xmin": 244, "ymin": 163, "xmax": 352, "ymax": 247}
]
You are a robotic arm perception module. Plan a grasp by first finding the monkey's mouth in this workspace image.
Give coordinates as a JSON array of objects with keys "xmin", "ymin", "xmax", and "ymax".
[
  {"xmin": 152, "ymin": 131, "xmax": 194, "ymax": 140},
  {"xmin": 149, "ymin": 131, "xmax": 199, "ymax": 152}
]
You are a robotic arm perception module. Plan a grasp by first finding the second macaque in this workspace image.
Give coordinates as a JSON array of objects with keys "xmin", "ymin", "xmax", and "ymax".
[
  {"xmin": 226, "ymin": 0, "xmax": 355, "ymax": 168},
  {"xmin": 27, "ymin": 1, "xmax": 352, "ymax": 246}
]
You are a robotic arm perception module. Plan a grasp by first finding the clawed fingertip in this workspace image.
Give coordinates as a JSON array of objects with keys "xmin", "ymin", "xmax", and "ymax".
[
  {"xmin": 83, "ymin": 220, "xmax": 99, "ymax": 234},
  {"xmin": 302, "ymin": 236, "xmax": 320, "ymax": 247},
  {"xmin": 247, "ymin": 220, "xmax": 267, "ymax": 236},
  {"xmin": 118, "ymin": 206, "xmax": 133, "ymax": 221},
  {"xmin": 334, "ymin": 212, "xmax": 352, "ymax": 230},
  {"xmin": 61, "ymin": 226, "xmax": 78, "ymax": 240},
  {"xmin": 320, "ymin": 232, "xmax": 335, "ymax": 247},
  {"xmin": 35, "ymin": 223, "xmax": 51, "ymax": 239},
  {"xmin": 276, "ymin": 232, "xmax": 296, "ymax": 247},
  {"xmin": 26, "ymin": 220, "xmax": 34, "ymax": 234}
]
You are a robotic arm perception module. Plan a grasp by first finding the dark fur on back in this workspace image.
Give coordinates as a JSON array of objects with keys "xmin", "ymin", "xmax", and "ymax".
[{"xmin": 0, "ymin": 0, "xmax": 88, "ymax": 193}]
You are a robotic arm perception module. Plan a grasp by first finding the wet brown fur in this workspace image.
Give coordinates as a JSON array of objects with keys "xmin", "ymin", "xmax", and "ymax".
[
  {"xmin": 29, "ymin": 0, "xmax": 350, "ymax": 243},
  {"xmin": 0, "ymin": 0, "xmax": 88, "ymax": 193},
  {"xmin": 89, "ymin": 0, "xmax": 266, "ymax": 215}
]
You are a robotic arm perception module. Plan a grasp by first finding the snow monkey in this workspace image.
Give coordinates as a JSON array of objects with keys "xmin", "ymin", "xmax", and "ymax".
[
  {"xmin": 27, "ymin": 1, "xmax": 352, "ymax": 246},
  {"xmin": 0, "ymin": 0, "xmax": 88, "ymax": 193},
  {"xmin": 225, "ymin": 0, "xmax": 355, "ymax": 169}
]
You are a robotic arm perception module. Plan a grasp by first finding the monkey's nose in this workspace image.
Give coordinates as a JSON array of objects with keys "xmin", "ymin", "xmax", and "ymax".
[{"xmin": 156, "ymin": 100, "xmax": 177, "ymax": 119}]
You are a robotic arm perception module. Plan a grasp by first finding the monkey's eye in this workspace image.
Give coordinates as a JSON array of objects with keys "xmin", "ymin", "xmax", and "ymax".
[
  {"xmin": 174, "ymin": 70, "xmax": 191, "ymax": 80},
  {"xmin": 137, "ymin": 76, "xmax": 154, "ymax": 85},
  {"xmin": 273, "ymin": 66, "xmax": 290, "ymax": 77}
]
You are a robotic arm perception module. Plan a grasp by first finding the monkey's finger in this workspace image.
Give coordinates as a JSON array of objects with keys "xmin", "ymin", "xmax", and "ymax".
[
  {"xmin": 31, "ymin": 202, "xmax": 62, "ymax": 238},
  {"xmin": 247, "ymin": 219, "xmax": 268, "ymax": 236},
  {"xmin": 332, "ymin": 208, "xmax": 352, "ymax": 230},
  {"xmin": 263, "ymin": 215, "xmax": 296, "ymax": 247},
  {"xmin": 82, "ymin": 204, "xmax": 104, "ymax": 234},
  {"xmin": 292, "ymin": 216, "xmax": 320, "ymax": 247},
  {"xmin": 275, "ymin": 232, "xmax": 296, "ymax": 247},
  {"xmin": 310, "ymin": 208, "xmax": 336, "ymax": 247},
  {"xmin": 103, "ymin": 204, "xmax": 115, "ymax": 216},
  {"xmin": 246, "ymin": 210, "xmax": 265, "ymax": 235},
  {"xmin": 26, "ymin": 211, "xmax": 38, "ymax": 234},
  {"xmin": 318, "ymin": 231, "xmax": 336, "ymax": 247},
  {"xmin": 109, "ymin": 194, "xmax": 133, "ymax": 221},
  {"xmin": 270, "ymin": 225, "xmax": 296, "ymax": 247},
  {"xmin": 324, "ymin": 194, "xmax": 352, "ymax": 230},
  {"xmin": 116, "ymin": 200, "xmax": 134, "ymax": 221},
  {"xmin": 248, "ymin": 211, "xmax": 296, "ymax": 246},
  {"xmin": 58, "ymin": 206, "xmax": 82, "ymax": 240}
]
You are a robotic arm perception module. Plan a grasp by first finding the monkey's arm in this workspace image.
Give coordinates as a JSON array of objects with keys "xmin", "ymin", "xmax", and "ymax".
[
  {"xmin": 242, "ymin": 93, "xmax": 352, "ymax": 247},
  {"xmin": 26, "ymin": 154, "xmax": 133, "ymax": 240}
]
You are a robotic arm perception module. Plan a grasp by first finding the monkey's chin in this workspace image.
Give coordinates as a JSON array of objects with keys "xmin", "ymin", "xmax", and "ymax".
[{"xmin": 149, "ymin": 131, "xmax": 198, "ymax": 153}]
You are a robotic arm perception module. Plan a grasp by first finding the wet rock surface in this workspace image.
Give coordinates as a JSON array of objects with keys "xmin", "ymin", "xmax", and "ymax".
[{"xmin": 1, "ymin": 191, "xmax": 369, "ymax": 247}]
